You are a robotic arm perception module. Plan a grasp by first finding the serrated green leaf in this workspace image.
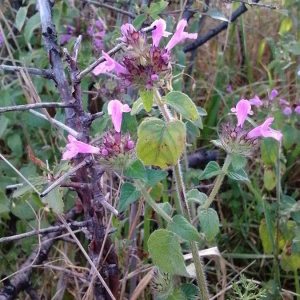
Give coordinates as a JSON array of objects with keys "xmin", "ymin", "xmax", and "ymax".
[
  {"xmin": 140, "ymin": 89, "xmax": 153, "ymax": 112},
  {"xmin": 198, "ymin": 208, "xmax": 219, "ymax": 240},
  {"xmin": 166, "ymin": 288, "xmax": 186, "ymax": 300},
  {"xmin": 132, "ymin": 13, "xmax": 147, "ymax": 30},
  {"xmin": 131, "ymin": 97, "xmax": 144, "ymax": 115},
  {"xmin": 146, "ymin": 168, "xmax": 168, "ymax": 187},
  {"xmin": 148, "ymin": 229, "xmax": 189, "ymax": 276},
  {"xmin": 16, "ymin": 6, "xmax": 28, "ymax": 32},
  {"xmin": 163, "ymin": 91, "xmax": 198, "ymax": 121},
  {"xmin": 282, "ymin": 125, "xmax": 296, "ymax": 150},
  {"xmin": 261, "ymin": 138, "xmax": 279, "ymax": 166},
  {"xmin": 43, "ymin": 187, "xmax": 64, "ymax": 214},
  {"xmin": 264, "ymin": 169, "xmax": 276, "ymax": 191},
  {"xmin": 157, "ymin": 202, "xmax": 172, "ymax": 216},
  {"xmin": 186, "ymin": 189, "xmax": 207, "ymax": 205},
  {"xmin": 137, "ymin": 118, "xmax": 186, "ymax": 169},
  {"xmin": 227, "ymin": 168, "xmax": 249, "ymax": 182},
  {"xmin": 149, "ymin": 1, "xmax": 169, "ymax": 18},
  {"xmin": 167, "ymin": 215, "xmax": 200, "ymax": 242},
  {"xmin": 231, "ymin": 154, "xmax": 247, "ymax": 171},
  {"xmin": 199, "ymin": 161, "xmax": 221, "ymax": 180},
  {"xmin": 124, "ymin": 159, "xmax": 147, "ymax": 181},
  {"xmin": 180, "ymin": 283, "xmax": 200, "ymax": 300},
  {"xmin": 186, "ymin": 121, "xmax": 200, "ymax": 141},
  {"xmin": 24, "ymin": 12, "xmax": 41, "ymax": 43},
  {"xmin": 118, "ymin": 183, "xmax": 141, "ymax": 213}
]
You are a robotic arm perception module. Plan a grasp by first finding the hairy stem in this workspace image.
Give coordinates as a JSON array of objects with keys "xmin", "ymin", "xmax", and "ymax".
[
  {"xmin": 203, "ymin": 155, "xmax": 232, "ymax": 209},
  {"xmin": 136, "ymin": 180, "xmax": 172, "ymax": 223},
  {"xmin": 153, "ymin": 88, "xmax": 210, "ymax": 300}
]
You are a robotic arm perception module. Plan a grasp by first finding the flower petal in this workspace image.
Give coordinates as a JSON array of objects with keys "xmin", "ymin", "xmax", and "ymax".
[
  {"xmin": 151, "ymin": 19, "xmax": 171, "ymax": 47},
  {"xmin": 249, "ymin": 95, "xmax": 263, "ymax": 106},
  {"xmin": 247, "ymin": 118, "xmax": 282, "ymax": 141},
  {"xmin": 108, "ymin": 100, "xmax": 131, "ymax": 132},
  {"xmin": 269, "ymin": 89, "xmax": 278, "ymax": 101},
  {"xmin": 165, "ymin": 19, "xmax": 197, "ymax": 52},
  {"xmin": 232, "ymin": 99, "xmax": 252, "ymax": 127}
]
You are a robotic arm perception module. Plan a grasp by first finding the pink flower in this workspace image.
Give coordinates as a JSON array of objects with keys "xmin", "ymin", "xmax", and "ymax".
[
  {"xmin": 249, "ymin": 95, "xmax": 263, "ymax": 106},
  {"xmin": 295, "ymin": 106, "xmax": 300, "ymax": 114},
  {"xmin": 151, "ymin": 19, "xmax": 171, "ymax": 47},
  {"xmin": 226, "ymin": 85, "xmax": 233, "ymax": 93},
  {"xmin": 165, "ymin": 19, "xmax": 198, "ymax": 52},
  {"xmin": 297, "ymin": 70, "xmax": 300, "ymax": 76},
  {"xmin": 61, "ymin": 25, "xmax": 76, "ymax": 44},
  {"xmin": 269, "ymin": 89, "xmax": 278, "ymax": 101},
  {"xmin": 231, "ymin": 99, "xmax": 253, "ymax": 127},
  {"xmin": 107, "ymin": 100, "xmax": 131, "ymax": 132},
  {"xmin": 283, "ymin": 107, "xmax": 292, "ymax": 115},
  {"xmin": 93, "ymin": 51, "xmax": 129, "ymax": 75},
  {"xmin": 279, "ymin": 99, "xmax": 289, "ymax": 106},
  {"xmin": 62, "ymin": 135, "xmax": 100, "ymax": 160},
  {"xmin": 247, "ymin": 118, "xmax": 282, "ymax": 141}
]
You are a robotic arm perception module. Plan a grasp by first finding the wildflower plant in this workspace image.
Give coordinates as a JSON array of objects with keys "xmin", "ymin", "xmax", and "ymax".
[{"xmin": 1, "ymin": 1, "xmax": 295, "ymax": 299}]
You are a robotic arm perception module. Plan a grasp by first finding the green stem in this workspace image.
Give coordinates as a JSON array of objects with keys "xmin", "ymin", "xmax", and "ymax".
[
  {"xmin": 203, "ymin": 155, "xmax": 232, "ymax": 209},
  {"xmin": 275, "ymin": 144, "xmax": 282, "ymax": 288},
  {"xmin": 154, "ymin": 87, "xmax": 210, "ymax": 300},
  {"xmin": 136, "ymin": 180, "xmax": 172, "ymax": 223}
]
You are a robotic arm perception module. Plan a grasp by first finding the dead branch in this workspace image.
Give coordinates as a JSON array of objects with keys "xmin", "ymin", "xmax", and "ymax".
[
  {"xmin": 0, "ymin": 65, "xmax": 54, "ymax": 79},
  {"xmin": 0, "ymin": 102, "xmax": 73, "ymax": 113}
]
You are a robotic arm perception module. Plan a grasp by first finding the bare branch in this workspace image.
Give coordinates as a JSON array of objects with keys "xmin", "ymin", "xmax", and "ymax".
[
  {"xmin": 82, "ymin": 0, "xmax": 136, "ymax": 18},
  {"xmin": 0, "ymin": 206, "xmax": 80, "ymax": 300},
  {"xmin": 183, "ymin": 0, "xmax": 260, "ymax": 52},
  {"xmin": 0, "ymin": 65, "xmax": 54, "ymax": 79},
  {"xmin": 29, "ymin": 109, "xmax": 80, "ymax": 138},
  {"xmin": 91, "ymin": 111, "xmax": 105, "ymax": 121},
  {"xmin": 0, "ymin": 102, "xmax": 74, "ymax": 113},
  {"xmin": 40, "ymin": 159, "xmax": 91, "ymax": 197},
  {"xmin": 0, "ymin": 220, "xmax": 117, "ymax": 244},
  {"xmin": 38, "ymin": 0, "xmax": 77, "ymax": 129}
]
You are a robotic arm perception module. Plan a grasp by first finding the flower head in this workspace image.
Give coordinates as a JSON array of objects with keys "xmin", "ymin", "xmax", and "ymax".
[
  {"xmin": 279, "ymin": 99, "xmax": 289, "ymax": 106},
  {"xmin": 249, "ymin": 95, "xmax": 263, "ymax": 106},
  {"xmin": 247, "ymin": 118, "xmax": 282, "ymax": 141},
  {"xmin": 165, "ymin": 19, "xmax": 197, "ymax": 52},
  {"xmin": 93, "ymin": 51, "xmax": 129, "ymax": 75},
  {"xmin": 283, "ymin": 106, "xmax": 292, "ymax": 116},
  {"xmin": 231, "ymin": 99, "xmax": 253, "ymax": 127},
  {"xmin": 62, "ymin": 135, "xmax": 100, "ymax": 160},
  {"xmin": 87, "ymin": 19, "xmax": 105, "ymax": 51},
  {"xmin": 297, "ymin": 69, "xmax": 300, "ymax": 76},
  {"xmin": 226, "ymin": 85, "xmax": 233, "ymax": 93},
  {"xmin": 295, "ymin": 106, "xmax": 300, "ymax": 114},
  {"xmin": 269, "ymin": 89, "xmax": 278, "ymax": 101},
  {"xmin": 107, "ymin": 100, "xmax": 131, "ymax": 132},
  {"xmin": 151, "ymin": 19, "xmax": 171, "ymax": 47}
]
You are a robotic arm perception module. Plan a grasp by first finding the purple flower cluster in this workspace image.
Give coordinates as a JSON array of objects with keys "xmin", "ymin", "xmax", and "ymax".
[
  {"xmin": 221, "ymin": 99, "xmax": 282, "ymax": 156},
  {"xmin": 93, "ymin": 19, "xmax": 197, "ymax": 90}
]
